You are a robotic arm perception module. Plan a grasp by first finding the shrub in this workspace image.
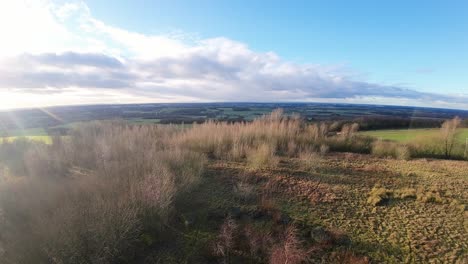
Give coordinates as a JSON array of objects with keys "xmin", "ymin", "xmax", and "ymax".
[
  {"xmin": 319, "ymin": 144, "xmax": 330, "ymax": 156},
  {"xmin": 0, "ymin": 122, "xmax": 206, "ymax": 263},
  {"xmin": 269, "ymin": 225, "xmax": 308, "ymax": 264},
  {"xmin": 395, "ymin": 188, "xmax": 417, "ymax": 199},
  {"xmin": 298, "ymin": 150, "xmax": 321, "ymax": 171},
  {"xmin": 440, "ymin": 116, "xmax": 461, "ymax": 157},
  {"xmin": 247, "ymin": 144, "xmax": 279, "ymax": 170},
  {"xmin": 233, "ymin": 182, "xmax": 256, "ymax": 201},
  {"xmin": 367, "ymin": 186, "xmax": 393, "ymax": 206},
  {"xmin": 176, "ymin": 109, "xmax": 304, "ymax": 160},
  {"xmin": 327, "ymin": 135, "xmax": 373, "ymax": 154},
  {"xmin": 409, "ymin": 128, "xmax": 465, "ymax": 160},
  {"xmin": 244, "ymin": 224, "xmax": 274, "ymax": 259},
  {"xmin": 395, "ymin": 145, "xmax": 411, "ymax": 160},
  {"xmin": 416, "ymin": 189, "xmax": 444, "ymax": 203},
  {"xmin": 214, "ymin": 217, "xmax": 238, "ymax": 263},
  {"xmin": 371, "ymin": 140, "xmax": 411, "ymax": 160}
]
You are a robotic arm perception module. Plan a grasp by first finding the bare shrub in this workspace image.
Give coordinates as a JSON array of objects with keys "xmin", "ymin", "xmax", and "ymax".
[
  {"xmin": 395, "ymin": 145, "xmax": 411, "ymax": 160},
  {"xmin": 340, "ymin": 123, "xmax": 359, "ymax": 140},
  {"xmin": 244, "ymin": 224, "xmax": 274, "ymax": 259},
  {"xmin": 177, "ymin": 109, "xmax": 303, "ymax": 160},
  {"xmin": 0, "ymin": 174, "xmax": 142, "ymax": 264},
  {"xmin": 409, "ymin": 134, "xmax": 445, "ymax": 158},
  {"xmin": 408, "ymin": 118, "xmax": 465, "ymax": 159},
  {"xmin": 371, "ymin": 140, "xmax": 393, "ymax": 158},
  {"xmin": 319, "ymin": 144, "xmax": 330, "ymax": 156},
  {"xmin": 440, "ymin": 116, "xmax": 461, "ymax": 157},
  {"xmin": 233, "ymin": 182, "xmax": 256, "ymax": 201},
  {"xmin": 307, "ymin": 122, "xmax": 329, "ymax": 141},
  {"xmin": 371, "ymin": 140, "xmax": 410, "ymax": 159},
  {"xmin": 269, "ymin": 225, "xmax": 308, "ymax": 264},
  {"xmin": 326, "ymin": 134, "xmax": 373, "ymax": 154},
  {"xmin": 0, "ymin": 122, "xmax": 206, "ymax": 263},
  {"xmin": 287, "ymin": 140, "xmax": 298, "ymax": 157},
  {"xmin": 298, "ymin": 150, "xmax": 321, "ymax": 171},
  {"xmin": 214, "ymin": 216, "xmax": 238, "ymax": 263}
]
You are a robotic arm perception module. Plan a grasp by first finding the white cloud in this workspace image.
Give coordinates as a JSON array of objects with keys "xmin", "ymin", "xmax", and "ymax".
[{"xmin": 0, "ymin": 0, "xmax": 466, "ymax": 110}]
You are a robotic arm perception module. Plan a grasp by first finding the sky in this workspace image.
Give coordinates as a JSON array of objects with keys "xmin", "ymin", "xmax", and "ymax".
[{"xmin": 0, "ymin": 0, "xmax": 467, "ymax": 110}]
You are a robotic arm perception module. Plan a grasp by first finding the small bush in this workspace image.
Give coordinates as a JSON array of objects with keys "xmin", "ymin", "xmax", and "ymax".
[
  {"xmin": 367, "ymin": 186, "xmax": 393, "ymax": 206},
  {"xmin": 396, "ymin": 145, "xmax": 411, "ymax": 160},
  {"xmin": 233, "ymin": 182, "xmax": 256, "ymax": 201},
  {"xmin": 371, "ymin": 140, "xmax": 411, "ymax": 160},
  {"xmin": 298, "ymin": 150, "xmax": 321, "ymax": 171},
  {"xmin": 319, "ymin": 144, "xmax": 330, "ymax": 156},
  {"xmin": 247, "ymin": 144, "xmax": 279, "ymax": 170},
  {"xmin": 327, "ymin": 135, "xmax": 373, "ymax": 154},
  {"xmin": 417, "ymin": 189, "xmax": 444, "ymax": 203},
  {"xmin": 269, "ymin": 225, "xmax": 308, "ymax": 264},
  {"xmin": 214, "ymin": 217, "xmax": 238, "ymax": 262},
  {"xmin": 395, "ymin": 188, "xmax": 417, "ymax": 199}
]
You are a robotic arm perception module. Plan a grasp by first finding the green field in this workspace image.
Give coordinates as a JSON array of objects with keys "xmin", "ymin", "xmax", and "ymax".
[
  {"xmin": 360, "ymin": 128, "xmax": 468, "ymax": 143},
  {"xmin": 1, "ymin": 135, "xmax": 52, "ymax": 144}
]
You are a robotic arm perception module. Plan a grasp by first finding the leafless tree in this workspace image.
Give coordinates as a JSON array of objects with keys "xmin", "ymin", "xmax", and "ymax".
[{"xmin": 440, "ymin": 116, "xmax": 461, "ymax": 157}]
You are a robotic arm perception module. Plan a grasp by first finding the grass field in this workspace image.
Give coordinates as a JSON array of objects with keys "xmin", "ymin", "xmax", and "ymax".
[
  {"xmin": 1, "ymin": 135, "xmax": 52, "ymax": 144},
  {"xmin": 360, "ymin": 128, "xmax": 468, "ymax": 143}
]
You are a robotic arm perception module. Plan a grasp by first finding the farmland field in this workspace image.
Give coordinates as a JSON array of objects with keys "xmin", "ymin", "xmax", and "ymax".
[
  {"xmin": 360, "ymin": 128, "xmax": 468, "ymax": 143},
  {"xmin": 2, "ymin": 103, "xmax": 468, "ymax": 132},
  {"xmin": 1, "ymin": 135, "xmax": 52, "ymax": 144}
]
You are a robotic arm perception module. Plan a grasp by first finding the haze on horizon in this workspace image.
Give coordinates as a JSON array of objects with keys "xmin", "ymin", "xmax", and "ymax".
[{"xmin": 0, "ymin": 0, "xmax": 467, "ymax": 110}]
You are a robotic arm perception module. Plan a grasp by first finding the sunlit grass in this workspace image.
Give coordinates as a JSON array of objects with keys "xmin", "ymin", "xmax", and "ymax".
[
  {"xmin": 360, "ymin": 128, "xmax": 468, "ymax": 143},
  {"xmin": 1, "ymin": 136, "xmax": 52, "ymax": 144}
]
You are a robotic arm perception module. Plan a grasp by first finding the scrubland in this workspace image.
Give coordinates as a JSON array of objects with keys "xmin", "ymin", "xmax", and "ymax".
[{"xmin": 0, "ymin": 110, "xmax": 466, "ymax": 263}]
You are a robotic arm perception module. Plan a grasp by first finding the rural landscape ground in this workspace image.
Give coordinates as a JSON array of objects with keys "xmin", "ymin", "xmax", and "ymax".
[{"xmin": 0, "ymin": 104, "xmax": 467, "ymax": 263}]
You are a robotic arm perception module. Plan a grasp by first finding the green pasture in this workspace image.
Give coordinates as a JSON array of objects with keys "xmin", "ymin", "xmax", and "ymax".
[
  {"xmin": 1, "ymin": 135, "xmax": 52, "ymax": 144},
  {"xmin": 360, "ymin": 128, "xmax": 468, "ymax": 143}
]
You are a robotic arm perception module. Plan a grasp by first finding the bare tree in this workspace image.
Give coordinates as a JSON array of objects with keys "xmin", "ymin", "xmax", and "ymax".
[{"xmin": 440, "ymin": 116, "xmax": 461, "ymax": 157}]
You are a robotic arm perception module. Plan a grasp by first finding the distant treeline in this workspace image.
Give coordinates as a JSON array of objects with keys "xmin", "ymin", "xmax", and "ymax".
[
  {"xmin": 2, "ymin": 103, "xmax": 468, "ymax": 132},
  {"xmin": 351, "ymin": 117, "xmax": 447, "ymax": 130}
]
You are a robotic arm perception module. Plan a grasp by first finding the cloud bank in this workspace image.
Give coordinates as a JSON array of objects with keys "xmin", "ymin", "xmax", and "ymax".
[{"xmin": 0, "ymin": 1, "xmax": 466, "ymax": 109}]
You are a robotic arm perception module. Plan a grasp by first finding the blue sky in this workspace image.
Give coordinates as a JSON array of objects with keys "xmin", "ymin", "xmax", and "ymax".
[
  {"xmin": 0, "ymin": 0, "xmax": 467, "ymax": 109},
  {"xmin": 87, "ymin": 0, "xmax": 468, "ymax": 94}
]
